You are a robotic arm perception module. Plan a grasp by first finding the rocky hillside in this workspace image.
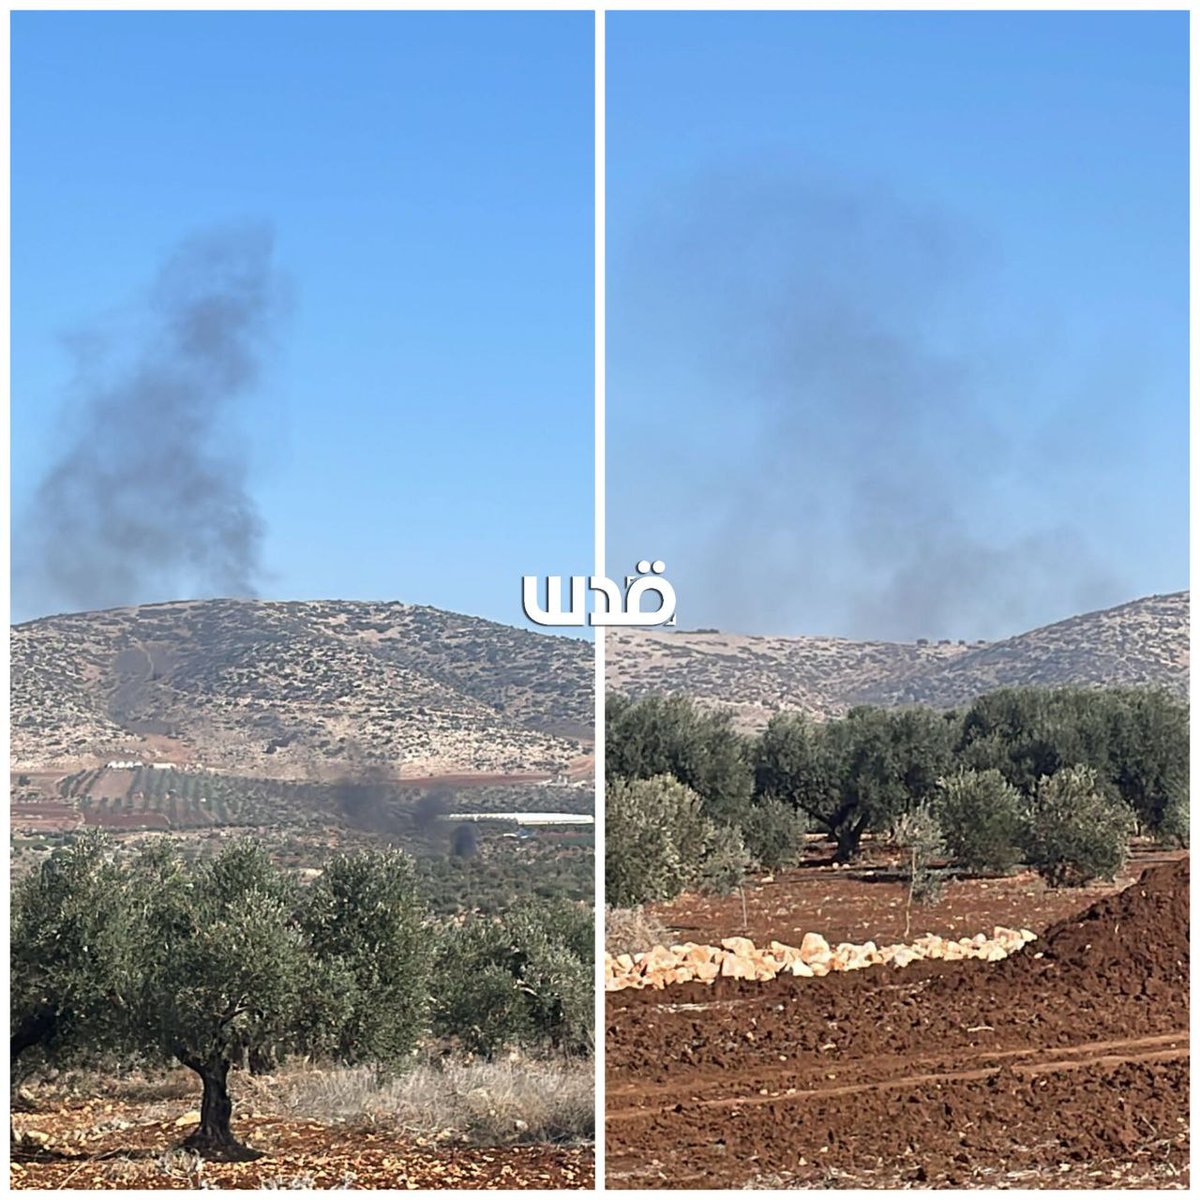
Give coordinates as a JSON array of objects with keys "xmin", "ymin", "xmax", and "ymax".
[
  {"xmin": 12, "ymin": 599, "xmax": 592, "ymax": 777},
  {"xmin": 606, "ymin": 591, "xmax": 1188, "ymax": 727}
]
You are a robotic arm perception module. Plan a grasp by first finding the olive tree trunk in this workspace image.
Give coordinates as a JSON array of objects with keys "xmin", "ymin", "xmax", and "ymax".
[{"xmin": 178, "ymin": 1056, "xmax": 261, "ymax": 1161}]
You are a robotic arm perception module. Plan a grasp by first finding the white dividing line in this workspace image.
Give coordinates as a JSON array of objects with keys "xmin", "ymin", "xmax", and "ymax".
[{"xmin": 592, "ymin": 5, "xmax": 607, "ymax": 1190}]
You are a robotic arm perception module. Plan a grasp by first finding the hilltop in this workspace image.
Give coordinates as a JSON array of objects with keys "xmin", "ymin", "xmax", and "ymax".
[
  {"xmin": 12, "ymin": 599, "xmax": 592, "ymax": 778},
  {"xmin": 606, "ymin": 591, "xmax": 1188, "ymax": 726}
]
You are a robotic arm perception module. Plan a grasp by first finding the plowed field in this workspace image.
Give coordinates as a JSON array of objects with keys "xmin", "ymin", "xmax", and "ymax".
[{"xmin": 607, "ymin": 858, "xmax": 1188, "ymax": 1189}]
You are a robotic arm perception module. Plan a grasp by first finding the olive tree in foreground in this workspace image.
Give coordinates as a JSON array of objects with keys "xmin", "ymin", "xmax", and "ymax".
[
  {"xmin": 128, "ymin": 840, "xmax": 307, "ymax": 1161},
  {"xmin": 298, "ymin": 849, "xmax": 431, "ymax": 1067},
  {"xmin": 11, "ymin": 837, "xmax": 437, "ymax": 1161},
  {"xmin": 605, "ymin": 774, "xmax": 722, "ymax": 906},
  {"xmin": 11, "ymin": 831, "xmax": 135, "ymax": 1071}
]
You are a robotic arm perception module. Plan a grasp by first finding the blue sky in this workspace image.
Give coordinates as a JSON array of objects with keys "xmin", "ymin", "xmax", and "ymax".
[
  {"xmin": 12, "ymin": 11, "xmax": 592, "ymax": 628},
  {"xmin": 607, "ymin": 11, "xmax": 1188, "ymax": 641}
]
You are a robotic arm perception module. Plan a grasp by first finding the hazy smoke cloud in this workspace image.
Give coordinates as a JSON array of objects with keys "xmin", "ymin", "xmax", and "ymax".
[
  {"xmin": 17, "ymin": 224, "xmax": 287, "ymax": 617},
  {"xmin": 611, "ymin": 171, "xmax": 1127, "ymax": 641}
]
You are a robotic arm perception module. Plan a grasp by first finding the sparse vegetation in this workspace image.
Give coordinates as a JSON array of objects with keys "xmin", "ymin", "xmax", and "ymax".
[
  {"xmin": 607, "ymin": 592, "xmax": 1188, "ymax": 726},
  {"xmin": 892, "ymin": 804, "xmax": 948, "ymax": 930},
  {"xmin": 604, "ymin": 905, "xmax": 670, "ymax": 956},
  {"xmin": 12, "ymin": 599, "xmax": 591, "ymax": 778}
]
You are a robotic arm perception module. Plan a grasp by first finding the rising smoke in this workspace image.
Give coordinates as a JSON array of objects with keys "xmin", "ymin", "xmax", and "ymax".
[
  {"xmin": 450, "ymin": 822, "xmax": 479, "ymax": 858},
  {"xmin": 611, "ymin": 171, "xmax": 1126, "ymax": 641},
  {"xmin": 17, "ymin": 224, "xmax": 288, "ymax": 618}
]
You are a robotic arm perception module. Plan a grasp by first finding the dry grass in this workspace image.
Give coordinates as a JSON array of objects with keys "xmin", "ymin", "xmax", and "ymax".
[
  {"xmin": 265, "ymin": 1057, "xmax": 594, "ymax": 1145},
  {"xmin": 605, "ymin": 905, "xmax": 670, "ymax": 955},
  {"xmin": 20, "ymin": 1054, "xmax": 595, "ymax": 1149}
]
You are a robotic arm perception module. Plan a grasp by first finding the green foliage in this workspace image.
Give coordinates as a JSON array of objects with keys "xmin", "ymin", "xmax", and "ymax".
[
  {"xmin": 432, "ymin": 900, "xmax": 592, "ymax": 1057},
  {"xmin": 300, "ymin": 849, "xmax": 431, "ymax": 1066},
  {"xmin": 12, "ymin": 831, "xmax": 589, "ymax": 1152},
  {"xmin": 1103, "ymin": 688, "xmax": 1188, "ymax": 836},
  {"xmin": 957, "ymin": 688, "xmax": 1102, "ymax": 791},
  {"xmin": 755, "ymin": 714, "xmax": 833, "ymax": 818},
  {"xmin": 10, "ymin": 831, "xmax": 136, "ymax": 1069},
  {"xmin": 1022, "ymin": 765, "xmax": 1135, "ymax": 887},
  {"xmin": 936, "ymin": 768, "xmax": 1024, "ymax": 875},
  {"xmin": 607, "ymin": 684, "xmax": 1183, "ymax": 890},
  {"xmin": 755, "ymin": 707, "xmax": 952, "ymax": 860},
  {"xmin": 607, "ymin": 693, "xmax": 754, "ymax": 826},
  {"xmin": 957, "ymin": 686, "xmax": 1188, "ymax": 837},
  {"xmin": 892, "ymin": 804, "xmax": 948, "ymax": 913},
  {"xmin": 413, "ymin": 836, "xmax": 594, "ymax": 917},
  {"xmin": 605, "ymin": 774, "xmax": 723, "ymax": 906},
  {"xmin": 1157, "ymin": 793, "xmax": 1189, "ymax": 849},
  {"xmin": 739, "ymin": 794, "xmax": 808, "ymax": 871},
  {"xmin": 128, "ymin": 840, "xmax": 307, "ymax": 1073},
  {"xmin": 697, "ymin": 827, "xmax": 752, "ymax": 896}
]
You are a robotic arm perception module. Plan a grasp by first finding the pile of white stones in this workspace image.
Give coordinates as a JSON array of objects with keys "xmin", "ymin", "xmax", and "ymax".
[{"xmin": 605, "ymin": 926, "xmax": 1038, "ymax": 991}]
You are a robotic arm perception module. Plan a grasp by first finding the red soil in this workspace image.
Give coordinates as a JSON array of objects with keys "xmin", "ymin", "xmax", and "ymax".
[{"xmin": 607, "ymin": 859, "xmax": 1189, "ymax": 1188}]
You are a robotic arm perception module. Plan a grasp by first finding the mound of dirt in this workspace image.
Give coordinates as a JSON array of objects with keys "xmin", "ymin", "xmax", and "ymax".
[
  {"xmin": 1036, "ymin": 857, "xmax": 1188, "ymax": 977},
  {"xmin": 979, "ymin": 857, "xmax": 1190, "ymax": 1008}
]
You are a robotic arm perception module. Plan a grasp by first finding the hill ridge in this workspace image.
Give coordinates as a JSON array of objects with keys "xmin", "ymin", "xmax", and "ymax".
[
  {"xmin": 606, "ymin": 591, "xmax": 1188, "ymax": 725},
  {"xmin": 12, "ymin": 598, "xmax": 592, "ymax": 777}
]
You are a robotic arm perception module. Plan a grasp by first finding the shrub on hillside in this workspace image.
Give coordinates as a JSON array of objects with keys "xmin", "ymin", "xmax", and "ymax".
[
  {"xmin": 1022, "ymin": 765, "xmax": 1135, "ymax": 887},
  {"xmin": 936, "ymin": 768, "xmax": 1024, "ymax": 875}
]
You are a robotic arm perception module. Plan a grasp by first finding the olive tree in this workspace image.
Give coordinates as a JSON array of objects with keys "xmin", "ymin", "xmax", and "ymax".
[
  {"xmin": 606, "ymin": 693, "xmax": 754, "ymax": 826},
  {"xmin": 432, "ymin": 900, "xmax": 593, "ymax": 1057},
  {"xmin": 11, "ymin": 831, "xmax": 136, "ymax": 1071},
  {"xmin": 298, "ymin": 849, "xmax": 431, "ymax": 1067},
  {"xmin": 757, "ymin": 707, "xmax": 951, "ymax": 861},
  {"xmin": 606, "ymin": 774, "xmax": 724, "ymax": 906},
  {"xmin": 1022, "ymin": 765, "xmax": 1135, "ymax": 887},
  {"xmin": 936, "ymin": 768, "xmax": 1024, "ymax": 875},
  {"xmin": 127, "ymin": 840, "xmax": 307, "ymax": 1161}
]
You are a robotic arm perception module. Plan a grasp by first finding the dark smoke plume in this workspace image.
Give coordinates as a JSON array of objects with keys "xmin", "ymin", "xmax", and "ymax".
[
  {"xmin": 611, "ymin": 171, "xmax": 1127, "ymax": 641},
  {"xmin": 330, "ymin": 759, "xmax": 401, "ymax": 835},
  {"xmin": 450, "ymin": 822, "xmax": 479, "ymax": 858},
  {"xmin": 412, "ymin": 789, "xmax": 452, "ymax": 833},
  {"xmin": 17, "ymin": 224, "xmax": 287, "ymax": 617}
]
